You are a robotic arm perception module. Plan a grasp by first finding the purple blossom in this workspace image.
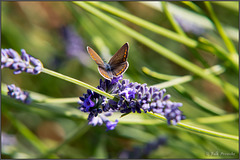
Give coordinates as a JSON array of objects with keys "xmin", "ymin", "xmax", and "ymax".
[
  {"xmin": 7, "ymin": 84, "xmax": 32, "ymax": 104},
  {"xmin": 111, "ymin": 75, "xmax": 123, "ymax": 84},
  {"xmin": 105, "ymin": 119, "xmax": 119, "ymax": 131},
  {"xmin": 1, "ymin": 48, "xmax": 43, "ymax": 75},
  {"xmin": 84, "ymin": 95, "xmax": 95, "ymax": 111},
  {"xmin": 78, "ymin": 78, "xmax": 185, "ymax": 131}
]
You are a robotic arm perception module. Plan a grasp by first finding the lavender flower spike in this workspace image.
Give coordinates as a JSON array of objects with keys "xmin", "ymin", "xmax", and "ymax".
[
  {"xmin": 1, "ymin": 48, "xmax": 43, "ymax": 75},
  {"xmin": 7, "ymin": 84, "xmax": 32, "ymax": 104},
  {"xmin": 78, "ymin": 77, "xmax": 185, "ymax": 131}
]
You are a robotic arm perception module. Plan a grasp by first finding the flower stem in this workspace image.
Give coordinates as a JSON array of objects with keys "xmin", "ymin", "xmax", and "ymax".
[
  {"xmin": 41, "ymin": 68, "xmax": 114, "ymax": 99},
  {"xmin": 146, "ymin": 111, "xmax": 238, "ymax": 141}
]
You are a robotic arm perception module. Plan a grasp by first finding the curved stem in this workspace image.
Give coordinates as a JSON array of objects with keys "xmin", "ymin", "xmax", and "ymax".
[
  {"xmin": 146, "ymin": 111, "xmax": 238, "ymax": 141},
  {"xmin": 42, "ymin": 68, "xmax": 114, "ymax": 99}
]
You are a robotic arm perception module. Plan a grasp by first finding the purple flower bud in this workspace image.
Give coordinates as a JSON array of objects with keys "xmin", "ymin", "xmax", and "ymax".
[
  {"xmin": 88, "ymin": 116, "xmax": 103, "ymax": 126},
  {"xmin": 1, "ymin": 48, "xmax": 43, "ymax": 75},
  {"xmin": 163, "ymin": 94, "xmax": 171, "ymax": 101},
  {"xmin": 106, "ymin": 119, "xmax": 118, "ymax": 131},
  {"xmin": 84, "ymin": 95, "xmax": 95, "ymax": 112},
  {"xmin": 7, "ymin": 84, "xmax": 32, "ymax": 104},
  {"xmin": 111, "ymin": 75, "xmax": 122, "ymax": 84}
]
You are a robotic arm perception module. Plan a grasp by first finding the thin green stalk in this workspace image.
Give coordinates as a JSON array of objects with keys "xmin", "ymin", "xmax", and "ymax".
[
  {"xmin": 192, "ymin": 113, "xmax": 238, "ymax": 124},
  {"xmin": 86, "ymin": 2, "xmax": 196, "ymax": 47},
  {"xmin": 204, "ymin": 1, "xmax": 237, "ymax": 55},
  {"xmin": 175, "ymin": 85, "xmax": 226, "ymax": 115},
  {"xmin": 180, "ymin": 1, "xmax": 205, "ymax": 15},
  {"xmin": 143, "ymin": 64, "xmax": 225, "ymax": 81},
  {"xmin": 142, "ymin": 67, "xmax": 180, "ymax": 80},
  {"xmin": 153, "ymin": 75, "xmax": 192, "ymax": 89},
  {"xmin": 146, "ymin": 111, "xmax": 238, "ymax": 141},
  {"xmin": 3, "ymin": 108, "xmax": 58, "ymax": 158},
  {"xmin": 143, "ymin": 66, "xmax": 227, "ymax": 115},
  {"xmin": 162, "ymin": 1, "xmax": 186, "ymax": 36},
  {"xmin": 85, "ymin": 1, "xmax": 238, "ymax": 70},
  {"xmin": 74, "ymin": 2, "xmax": 238, "ymax": 99},
  {"xmin": 119, "ymin": 113, "xmax": 238, "ymax": 125},
  {"xmin": 143, "ymin": 65, "xmax": 225, "ymax": 88},
  {"xmin": 42, "ymin": 68, "xmax": 114, "ymax": 100},
  {"xmin": 38, "ymin": 97, "xmax": 79, "ymax": 103},
  {"xmin": 162, "ymin": 1, "xmax": 210, "ymax": 68}
]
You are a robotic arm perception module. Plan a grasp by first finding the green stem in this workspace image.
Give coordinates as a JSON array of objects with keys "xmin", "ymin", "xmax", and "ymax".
[
  {"xmin": 38, "ymin": 97, "xmax": 79, "ymax": 103},
  {"xmin": 146, "ymin": 111, "xmax": 238, "ymax": 141},
  {"xmin": 74, "ymin": 2, "xmax": 238, "ymax": 99},
  {"xmin": 162, "ymin": 1, "xmax": 186, "ymax": 36},
  {"xmin": 42, "ymin": 68, "xmax": 114, "ymax": 99},
  {"xmin": 162, "ymin": 1, "xmax": 210, "ymax": 68},
  {"xmin": 180, "ymin": 1, "xmax": 205, "ymax": 15},
  {"xmin": 204, "ymin": 1, "xmax": 237, "ymax": 55},
  {"xmin": 191, "ymin": 113, "xmax": 238, "ymax": 124},
  {"xmin": 144, "ymin": 65, "xmax": 225, "ymax": 89},
  {"xmin": 143, "ymin": 66, "xmax": 227, "ymax": 115}
]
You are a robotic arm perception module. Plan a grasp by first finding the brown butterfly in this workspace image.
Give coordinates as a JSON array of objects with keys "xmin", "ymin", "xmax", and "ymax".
[{"xmin": 87, "ymin": 42, "xmax": 129, "ymax": 80}]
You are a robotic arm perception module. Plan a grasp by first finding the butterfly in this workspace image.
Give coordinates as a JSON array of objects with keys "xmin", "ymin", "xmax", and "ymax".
[{"xmin": 87, "ymin": 42, "xmax": 129, "ymax": 80}]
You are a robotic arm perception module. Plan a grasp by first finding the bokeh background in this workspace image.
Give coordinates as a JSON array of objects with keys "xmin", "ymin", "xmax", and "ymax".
[{"xmin": 1, "ymin": 1, "xmax": 239, "ymax": 159}]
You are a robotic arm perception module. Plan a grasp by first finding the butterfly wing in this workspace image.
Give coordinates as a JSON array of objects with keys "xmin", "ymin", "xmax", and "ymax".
[
  {"xmin": 108, "ymin": 42, "xmax": 129, "ymax": 69},
  {"xmin": 87, "ymin": 46, "xmax": 105, "ymax": 67},
  {"xmin": 98, "ymin": 66, "xmax": 111, "ymax": 80},
  {"xmin": 111, "ymin": 61, "xmax": 129, "ymax": 77}
]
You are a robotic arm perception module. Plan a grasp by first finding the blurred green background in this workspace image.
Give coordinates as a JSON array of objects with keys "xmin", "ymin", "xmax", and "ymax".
[{"xmin": 1, "ymin": 1, "xmax": 239, "ymax": 159}]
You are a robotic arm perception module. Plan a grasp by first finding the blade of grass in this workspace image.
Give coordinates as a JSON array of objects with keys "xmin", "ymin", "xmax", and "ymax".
[
  {"xmin": 180, "ymin": 1, "xmax": 205, "ymax": 15},
  {"xmin": 74, "ymin": 2, "xmax": 238, "ymax": 99},
  {"xmin": 191, "ymin": 113, "xmax": 238, "ymax": 124},
  {"xmin": 162, "ymin": 1, "xmax": 186, "ymax": 36},
  {"xmin": 142, "ymin": 66, "xmax": 226, "ymax": 115},
  {"xmin": 204, "ymin": 1, "xmax": 237, "ymax": 55},
  {"xmin": 148, "ymin": 65, "xmax": 225, "ymax": 89},
  {"xmin": 140, "ymin": 1, "xmax": 239, "ymax": 42},
  {"xmin": 162, "ymin": 1, "xmax": 210, "ymax": 68},
  {"xmin": 212, "ymin": 1, "xmax": 239, "ymax": 12}
]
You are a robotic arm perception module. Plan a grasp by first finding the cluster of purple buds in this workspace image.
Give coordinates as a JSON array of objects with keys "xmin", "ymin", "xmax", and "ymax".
[
  {"xmin": 78, "ymin": 76, "xmax": 185, "ymax": 131},
  {"xmin": 119, "ymin": 136, "xmax": 167, "ymax": 158},
  {"xmin": 1, "ymin": 48, "xmax": 43, "ymax": 75},
  {"xmin": 7, "ymin": 84, "xmax": 32, "ymax": 104}
]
